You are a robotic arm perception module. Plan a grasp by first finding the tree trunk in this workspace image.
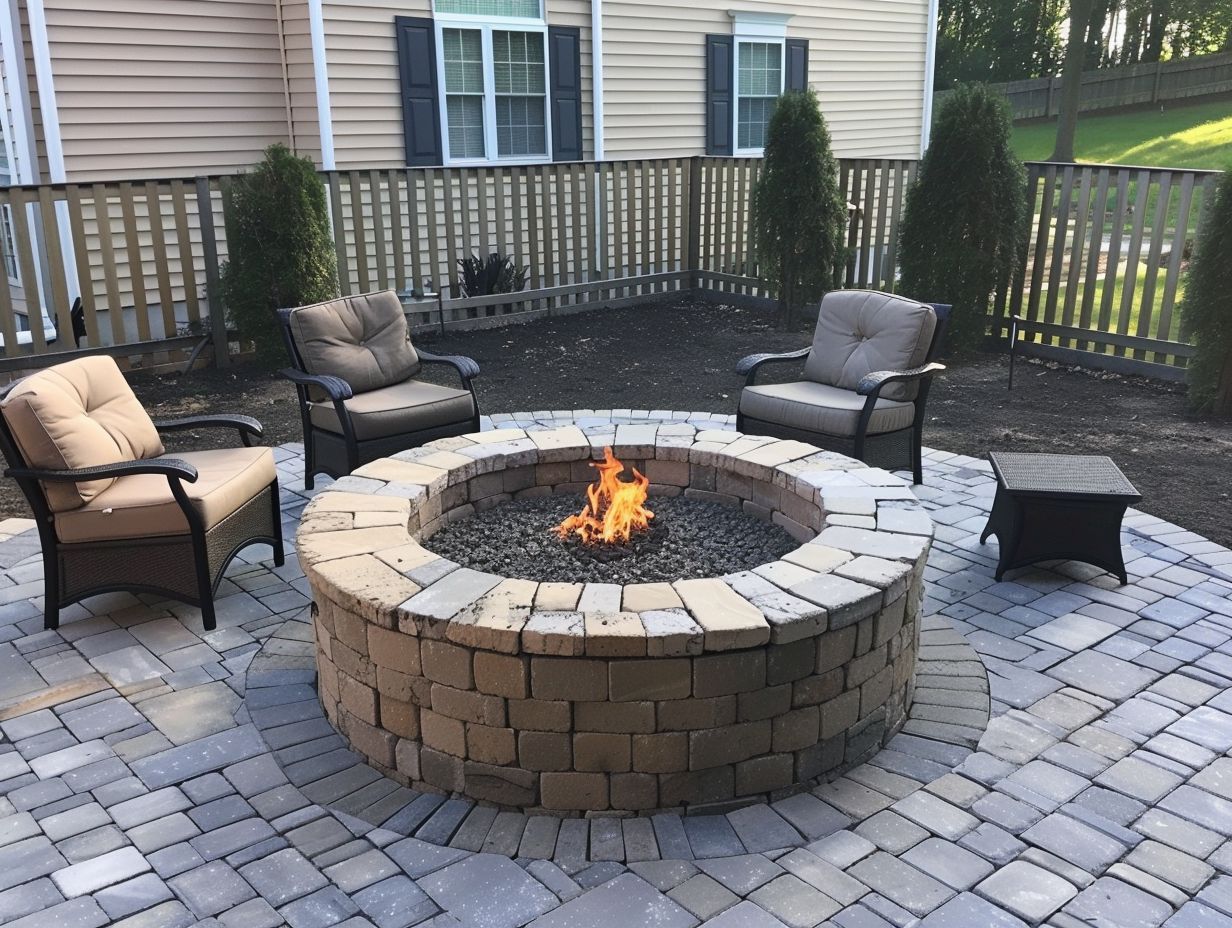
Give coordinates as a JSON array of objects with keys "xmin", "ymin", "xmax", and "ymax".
[
  {"xmin": 1143, "ymin": 0, "xmax": 1170, "ymax": 61},
  {"xmin": 1215, "ymin": 353, "xmax": 1232, "ymax": 417},
  {"xmin": 1050, "ymin": 0, "xmax": 1095, "ymax": 163}
]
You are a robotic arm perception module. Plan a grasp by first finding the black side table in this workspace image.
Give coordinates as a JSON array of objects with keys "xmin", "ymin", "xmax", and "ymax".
[{"xmin": 980, "ymin": 452, "xmax": 1141, "ymax": 585}]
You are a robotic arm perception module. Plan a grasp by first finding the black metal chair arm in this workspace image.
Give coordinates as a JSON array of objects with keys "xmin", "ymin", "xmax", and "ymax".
[
  {"xmin": 735, "ymin": 347, "xmax": 811, "ymax": 384},
  {"xmin": 278, "ymin": 369, "xmax": 354, "ymax": 401},
  {"xmin": 856, "ymin": 362, "xmax": 947, "ymax": 397},
  {"xmin": 6, "ymin": 458, "xmax": 200, "ymax": 484},
  {"xmin": 154, "ymin": 415, "xmax": 264, "ymax": 441},
  {"xmin": 418, "ymin": 350, "xmax": 481, "ymax": 381}
]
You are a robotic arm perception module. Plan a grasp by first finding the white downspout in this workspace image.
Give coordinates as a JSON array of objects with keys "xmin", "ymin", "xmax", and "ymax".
[
  {"xmin": 308, "ymin": 0, "xmax": 336, "ymax": 169},
  {"xmin": 591, "ymin": 0, "xmax": 604, "ymax": 161},
  {"xmin": 920, "ymin": 0, "xmax": 939, "ymax": 156}
]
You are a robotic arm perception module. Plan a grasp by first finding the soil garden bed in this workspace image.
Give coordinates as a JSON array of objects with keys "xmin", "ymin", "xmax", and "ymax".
[{"xmin": 5, "ymin": 297, "xmax": 1228, "ymax": 548}]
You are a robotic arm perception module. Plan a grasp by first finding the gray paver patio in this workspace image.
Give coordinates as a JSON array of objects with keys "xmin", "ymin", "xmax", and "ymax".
[{"xmin": 0, "ymin": 410, "xmax": 1229, "ymax": 927}]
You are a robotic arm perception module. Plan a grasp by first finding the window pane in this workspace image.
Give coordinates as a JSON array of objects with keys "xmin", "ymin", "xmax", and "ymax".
[
  {"xmin": 435, "ymin": 0, "xmax": 541, "ymax": 17},
  {"xmin": 493, "ymin": 31, "xmax": 545, "ymax": 95},
  {"xmin": 738, "ymin": 97, "xmax": 776, "ymax": 150},
  {"xmin": 738, "ymin": 42, "xmax": 781, "ymax": 97},
  {"xmin": 443, "ymin": 29, "xmax": 483, "ymax": 94},
  {"xmin": 495, "ymin": 96, "xmax": 546, "ymax": 157},
  {"xmin": 447, "ymin": 95, "xmax": 486, "ymax": 158}
]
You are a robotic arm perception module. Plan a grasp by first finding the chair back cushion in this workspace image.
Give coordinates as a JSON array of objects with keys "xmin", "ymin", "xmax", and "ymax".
[
  {"xmin": 802, "ymin": 290, "xmax": 937, "ymax": 401},
  {"xmin": 0, "ymin": 355, "xmax": 164, "ymax": 512},
  {"xmin": 288, "ymin": 291, "xmax": 420, "ymax": 394}
]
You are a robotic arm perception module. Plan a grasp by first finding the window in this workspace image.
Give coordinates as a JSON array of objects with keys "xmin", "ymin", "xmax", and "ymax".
[
  {"xmin": 435, "ymin": 0, "xmax": 540, "ymax": 17},
  {"xmin": 0, "ymin": 98, "xmax": 17, "ymax": 282},
  {"xmin": 735, "ymin": 41, "xmax": 783, "ymax": 154}
]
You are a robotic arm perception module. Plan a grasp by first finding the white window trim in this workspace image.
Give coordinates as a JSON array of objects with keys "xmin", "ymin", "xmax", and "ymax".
[
  {"xmin": 732, "ymin": 36, "xmax": 785, "ymax": 157},
  {"xmin": 434, "ymin": 18, "xmax": 553, "ymax": 166}
]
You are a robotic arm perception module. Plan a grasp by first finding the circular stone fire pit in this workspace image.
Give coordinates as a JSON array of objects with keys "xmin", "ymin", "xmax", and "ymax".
[{"xmin": 298, "ymin": 424, "xmax": 932, "ymax": 813}]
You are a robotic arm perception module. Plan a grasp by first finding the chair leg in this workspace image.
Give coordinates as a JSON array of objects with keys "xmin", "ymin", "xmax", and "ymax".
[
  {"xmin": 42, "ymin": 565, "xmax": 59, "ymax": 631},
  {"xmin": 912, "ymin": 422, "xmax": 925, "ymax": 485}
]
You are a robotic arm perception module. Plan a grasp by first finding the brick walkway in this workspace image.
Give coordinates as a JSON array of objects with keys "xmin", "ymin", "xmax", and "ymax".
[{"xmin": 0, "ymin": 411, "xmax": 1229, "ymax": 928}]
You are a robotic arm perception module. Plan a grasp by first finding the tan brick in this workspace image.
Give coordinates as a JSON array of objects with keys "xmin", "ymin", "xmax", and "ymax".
[
  {"xmin": 395, "ymin": 738, "xmax": 420, "ymax": 780},
  {"xmin": 874, "ymin": 596, "xmax": 907, "ymax": 648},
  {"xmin": 767, "ymin": 639, "xmax": 816, "ymax": 685},
  {"xmin": 473, "ymin": 652, "xmax": 529, "ymax": 699},
  {"xmin": 856, "ymin": 615, "xmax": 875, "ymax": 655},
  {"xmin": 738, "ymin": 684, "xmax": 792, "ymax": 722},
  {"xmin": 846, "ymin": 643, "xmax": 888, "ymax": 687},
  {"xmin": 621, "ymin": 583, "xmax": 683, "ymax": 613},
  {"xmin": 658, "ymin": 696, "xmax": 737, "ymax": 731},
  {"xmin": 522, "ymin": 612, "xmax": 585, "ymax": 656},
  {"xmin": 772, "ymin": 706, "xmax": 820, "ymax": 752},
  {"xmin": 792, "ymin": 669, "xmax": 845, "ymax": 708},
  {"xmin": 376, "ymin": 666, "xmax": 431, "ymax": 706},
  {"xmin": 540, "ymin": 772, "xmax": 609, "ymax": 811},
  {"xmin": 820, "ymin": 691, "xmax": 861, "ymax": 740},
  {"xmin": 535, "ymin": 462, "xmax": 572, "ymax": 485},
  {"xmin": 609, "ymin": 659, "xmax": 691, "ymax": 702},
  {"xmin": 333, "ymin": 641, "xmax": 375, "ymax": 686},
  {"xmin": 333, "ymin": 609, "xmax": 370, "ymax": 655},
  {"xmin": 518, "ymin": 731, "xmax": 572, "ymax": 771},
  {"xmin": 342, "ymin": 712, "xmax": 396, "ymax": 768},
  {"xmin": 644, "ymin": 459, "xmax": 690, "ymax": 487},
  {"xmin": 531, "ymin": 657, "xmax": 608, "ymax": 701},
  {"xmin": 574, "ymin": 733, "xmax": 631, "ymax": 772},
  {"xmin": 421, "ymin": 640, "xmax": 474, "ymax": 689},
  {"xmin": 736, "ymin": 754, "xmax": 794, "ymax": 796},
  {"xmin": 467, "ymin": 724, "xmax": 516, "ymax": 765},
  {"xmin": 380, "ymin": 696, "xmax": 420, "ymax": 740},
  {"xmin": 797, "ymin": 735, "xmax": 845, "ymax": 781},
  {"xmin": 535, "ymin": 582, "xmax": 582, "ymax": 611},
  {"xmin": 693, "ymin": 651, "xmax": 767, "ymax": 698},
  {"xmin": 368, "ymin": 625, "xmax": 421, "ymax": 675},
  {"xmin": 611, "ymin": 773, "xmax": 659, "ymax": 811},
  {"xmin": 674, "ymin": 578, "xmax": 770, "ymax": 651},
  {"xmin": 464, "ymin": 761, "xmax": 537, "ymax": 806},
  {"xmin": 421, "ymin": 709, "xmax": 466, "ymax": 756},
  {"xmin": 659, "ymin": 767, "xmax": 734, "ymax": 807},
  {"xmin": 861, "ymin": 665, "xmax": 895, "ymax": 717},
  {"xmin": 584, "ymin": 613, "xmax": 647, "ymax": 658},
  {"xmin": 339, "ymin": 675, "xmax": 378, "ymax": 725},
  {"xmin": 632, "ymin": 733, "xmax": 688, "ymax": 774},
  {"xmin": 574, "ymin": 701, "xmax": 655, "ymax": 734},
  {"xmin": 420, "ymin": 748, "xmax": 464, "ymax": 791},
  {"xmin": 502, "ymin": 466, "xmax": 536, "ymax": 494},
  {"xmin": 430, "ymin": 684, "xmax": 506, "ymax": 726},
  {"xmin": 689, "ymin": 721, "xmax": 771, "ymax": 769},
  {"xmin": 507, "ymin": 698, "xmax": 572, "ymax": 732},
  {"xmin": 816, "ymin": 626, "xmax": 858, "ymax": 674}
]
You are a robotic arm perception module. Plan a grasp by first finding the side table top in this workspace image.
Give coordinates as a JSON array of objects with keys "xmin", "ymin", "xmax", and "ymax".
[{"xmin": 988, "ymin": 451, "xmax": 1141, "ymax": 500}]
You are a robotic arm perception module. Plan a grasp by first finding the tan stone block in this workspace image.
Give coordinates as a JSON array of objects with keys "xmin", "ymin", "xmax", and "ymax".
[
  {"xmin": 659, "ymin": 766, "xmax": 735, "ymax": 807},
  {"xmin": 299, "ymin": 512, "xmax": 353, "ymax": 534},
  {"xmin": 584, "ymin": 612, "xmax": 647, "ymax": 658},
  {"xmin": 342, "ymin": 711, "xmax": 396, "ymax": 768},
  {"xmin": 535, "ymin": 583, "xmax": 583, "ymax": 611},
  {"xmin": 609, "ymin": 659, "xmax": 691, "ymax": 702},
  {"xmin": 421, "ymin": 640, "xmax": 474, "ymax": 689},
  {"xmin": 693, "ymin": 650, "xmax": 767, "ymax": 698},
  {"xmin": 540, "ymin": 772, "xmax": 609, "ymax": 811},
  {"xmin": 447, "ymin": 578, "xmax": 536, "ymax": 654},
  {"xmin": 531, "ymin": 657, "xmax": 608, "ymax": 701},
  {"xmin": 632, "ymin": 733, "xmax": 688, "ymax": 774},
  {"xmin": 339, "ymin": 675, "xmax": 378, "ymax": 725},
  {"xmin": 642, "ymin": 609, "xmax": 705, "ymax": 657},
  {"xmin": 611, "ymin": 772, "xmax": 658, "ymax": 811},
  {"xmin": 332, "ymin": 641, "xmax": 375, "ymax": 686},
  {"xmin": 375, "ymin": 542, "xmax": 441, "ymax": 579},
  {"xmin": 468, "ymin": 471, "xmax": 505, "ymax": 501},
  {"xmin": 621, "ymin": 583, "xmax": 683, "ymax": 613},
  {"xmin": 873, "ymin": 596, "xmax": 907, "ymax": 648},
  {"xmin": 816, "ymin": 625, "xmax": 858, "ymax": 674},
  {"xmin": 395, "ymin": 738, "xmax": 420, "ymax": 780},
  {"xmin": 420, "ymin": 748, "xmax": 464, "ymax": 791},
  {"xmin": 792, "ymin": 669, "xmax": 844, "ymax": 707},
  {"xmin": 299, "ymin": 526, "xmax": 411, "ymax": 568},
  {"xmin": 783, "ymin": 544, "xmax": 854, "ymax": 574},
  {"xmin": 574, "ymin": 701, "xmax": 655, "ymax": 734},
  {"xmin": 861, "ymin": 665, "xmax": 895, "ymax": 717},
  {"xmin": 507, "ymin": 698, "xmax": 572, "ymax": 732},
  {"xmin": 522, "ymin": 612, "xmax": 585, "ymax": 656},
  {"xmin": 421, "ymin": 709, "xmax": 466, "ymax": 756},
  {"xmin": 376, "ymin": 666, "xmax": 431, "ymax": 706},
  {"xmin": 735, "ymin": 754, "xmax": 794, "ymax": 796},
  {"xmin": 689, "ymin": 721, "xmax": 771, "ymax": 769},
  {"xmin": 658, "ymin": 696, "xmax": 737, "ymax": 732},
  {"xmin": 353, "ymin": 458, "xmax": 449, "ymax": 492},
  {"xmin": 772, "ymin": 706, "xmax": 820, "ymax": 752},
  {"xmin": 502, "ymin": 466, "xmax": 536, "ymax": 494},
  {"xmin": 737, "ymin": 684, "xmax": 792, "ymax": 722},
  {"xmin": 846, "ymin": 643, "xmax": 888, "ymax": 688},
  {"xmin": 574, "ymin": 732, "xmax": 631, "ymax": 772},
  {"xmin": 673, "ymin": 578, "xmax": 770, "ymax": 651},
  {"xmin": 519, "ymin": 731, "xmax": 572, "ymax": 771},
  {"xmin": 313, "ymin": 554, "xmax": 422, "ymax": 627},
  {"xmin": 430, "ymin": 684, "xmax": 506, "ymax": 726},
  {"xmin": 353, "ymin": 510, "xmax": 406, "ymax": 528},
  {"xmin": 820, "ymin": 690, "xmax": 861, "ymax": 740},
  {"xmin": 535, "ymin": 462, "xmax": 572, "ymax": 485},
  {"xmin": 856, "ymin": 615, "xmax": 875, "ymax": 655},
  {"xmin": 767, "ymin": 639, "xmax": 817, "ymax": 685},
  {"xmin": 644, "ymin": 459, "xmax": 690, "ymax": 487},
  {"xmin": 380, "ymin": 696, "xmax": 420, "ymax": 740},
  {"xmin": 464, "ymin": 761, "xmax": 537, "ymax": 806},
  {"xmin": 467, "ymin": 723, "xmax": 516, "ymax": 765},
  {"xmin": 369, "ymin": 625, "xmax": 421, "ymax": 674},
  {"xmin": 334, "ymin": 608, "xmax": 370, "ymax": 655},
  {"xmin": 473, "ymin": 651, "xmax": 529, "ymax": 699}
]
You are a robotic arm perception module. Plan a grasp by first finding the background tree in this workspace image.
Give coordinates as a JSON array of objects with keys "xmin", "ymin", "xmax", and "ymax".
[
  {"xmin": 1051, "ymin": 0, "xmax": 1097, "ymax": 162},
  {"xmin": 1179, "ymin": 168, "xmax": 1232, "ymax": 415},
  {"xmin": 221, "ymin": 143, "xmax": 339, "ymax": 366},
  {"xmin": 750, "ymin": 89, "xmax": 846, "ymax": 329},
  {"xmin": 897, "ymin": 85, "xmax": 1028, "ymax": 352}
]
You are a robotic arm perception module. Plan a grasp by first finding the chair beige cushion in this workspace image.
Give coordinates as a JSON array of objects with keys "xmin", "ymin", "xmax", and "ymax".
[
  {"xmin": 289, "ymin": 291, "xmax": 420, "ymax": 394},
  {"xmin": 53, "ymin": 446, "xmax": 275, "ymax": 544},
  {"xmin": 803, "ymin": 290, "xmax": 936, "ymax": 402},
  {"xmin": 0, "ymin": 355, "xmax": 164, "ymax": 512},
  {"xmin": 739, "ymin": 381, "xmax": 915, "ymax": 438},
  {"xmin": 309, "ymin": 379, "xmax": 475, "ymax": 441}
]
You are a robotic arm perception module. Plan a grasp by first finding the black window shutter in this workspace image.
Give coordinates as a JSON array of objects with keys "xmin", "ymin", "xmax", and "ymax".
[
  {"xmin": 705, "ymin": 35, "xmax": 733, "ymax": 155},
  {"xmin": 395, "ymin": 16, "xmax": 443, "ymax": 166},
  {"xmin": 549, "ymin": 26, "xmax": 583, "ymax": 161},
  {"xmin": 786, "ymin": 38, "xmax": 809, "ymax": 91}
]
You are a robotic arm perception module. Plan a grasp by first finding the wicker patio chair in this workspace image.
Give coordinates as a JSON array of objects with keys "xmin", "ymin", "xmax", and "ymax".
[
  {"xmin": 277, "ymin": 290, "xmax": 481, "ymax": 489},
  {"xmin": 736, "ymin": 290, "xmax": 950, "ymax": 485},
  {"xmin": 0, "ymin": 354, "xmax": 284, "ymax": 631}
]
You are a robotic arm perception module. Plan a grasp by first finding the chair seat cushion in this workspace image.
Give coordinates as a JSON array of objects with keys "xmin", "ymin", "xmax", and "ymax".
[
  {"xmin": 739, "ymin": 381, "xmax": 914, "ymax": 438},
  {"xmin": 54, "ymin": 447, "xmax": 276, "ymax": 544},
  {"xmin": 309, "ymin": 379, "xmax": 475, "ymax": 442}
]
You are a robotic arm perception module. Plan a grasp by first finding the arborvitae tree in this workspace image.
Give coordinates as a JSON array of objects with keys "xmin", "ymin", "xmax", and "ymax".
[
  {"xmin": 1180, "ymin": 168, "xmax": 1232, "ymax": 416},
  {"xmin": 221, "ymin": 143, "xmax": 339, "ymax": 366},
  {"xmin": 897, "ymin": 84, "xmax": 1028, "ymax": 352},
  {"xmin": 750, "ymin": 89, "xmax": 847, "ymax": 328}
]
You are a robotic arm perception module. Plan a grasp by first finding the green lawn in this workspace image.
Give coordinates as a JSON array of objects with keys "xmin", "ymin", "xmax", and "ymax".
[{"xmin": 1012, "ymin": 99, "xmax": 1232, "ymax": 171}]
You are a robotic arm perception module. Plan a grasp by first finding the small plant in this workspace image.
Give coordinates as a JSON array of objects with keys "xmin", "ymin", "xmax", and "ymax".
[
  {"xmin": 220, "ymin": 143, "xmax": 339, "ymax": 366},
  {"xmin": 458, "ymin": 252, "xmax": 528, "ymax": 297},
  {"xmin": 1179, "ymin": 168, "xmax": 1232, "ymax": 416},
  {"xmin": 897, "ymin": 84, "xmax": 1028, "ymax": 352},
  {"xmin": 750, "ymin": 89, "xmax": 847, "ymax": 328}
]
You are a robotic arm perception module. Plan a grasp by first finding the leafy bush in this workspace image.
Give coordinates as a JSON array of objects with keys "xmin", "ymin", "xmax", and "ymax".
[
  {"xmin": 750, "ymin": 89, "xmax": 847, "ymax": 328},
  {"xmin": 898, "ymin": 84, "xmax": 1028, "ymax": 352},
  {"xmin": 458, "ymin": 252, "xmax": 528, "ymax": 296},
  {"xmin": 221, "ymin": 144, "xmax": 338, "ymax": 366},
  {"xmin": 1180, "ymin": 168, "xmax": 1232, "ymax": 415}
]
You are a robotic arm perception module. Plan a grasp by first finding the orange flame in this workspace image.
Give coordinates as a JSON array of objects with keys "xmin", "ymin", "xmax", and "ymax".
[{"xmin": 555, "ymin": 447, "xmax": 654, "ymax": 545}]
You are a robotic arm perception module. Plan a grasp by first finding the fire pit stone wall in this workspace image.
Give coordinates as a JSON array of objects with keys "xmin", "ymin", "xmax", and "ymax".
[{"xmin": 298, "ymin": 424, "xmax": 932, "ymax": 813}]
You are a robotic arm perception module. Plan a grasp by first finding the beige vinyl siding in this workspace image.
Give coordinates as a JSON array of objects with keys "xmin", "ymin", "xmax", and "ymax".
[
  {"xmin": 322, "ymin": 0, "xmax": 593, "ymax": 169},
  {"xmin": 44, "ymin": 0, "xmax": 292, "ymax": 181},
  {"xmin": 280, "ymin": 0, "xmax": 322, "ymax": 163},
  {"xmin": 603, "ymin": 0, "xmax": 927, "ymax": 160}
]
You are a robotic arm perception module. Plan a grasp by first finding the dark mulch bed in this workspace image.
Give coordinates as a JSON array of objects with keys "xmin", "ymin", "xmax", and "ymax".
[{"xmin": 3, "ymin": 299, "xmax": 1229, "ymax": 549}]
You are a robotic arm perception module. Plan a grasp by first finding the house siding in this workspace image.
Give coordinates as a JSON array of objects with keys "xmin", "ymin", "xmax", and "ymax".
[{"xmin": 281, "ymin": 0, "xmax": 322, "ymax": 164}]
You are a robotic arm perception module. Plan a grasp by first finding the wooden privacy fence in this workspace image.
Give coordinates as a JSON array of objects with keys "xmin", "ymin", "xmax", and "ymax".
[{"xmin": 936, "ymin": 51, "xmax": 1232, "ymax": 121}]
